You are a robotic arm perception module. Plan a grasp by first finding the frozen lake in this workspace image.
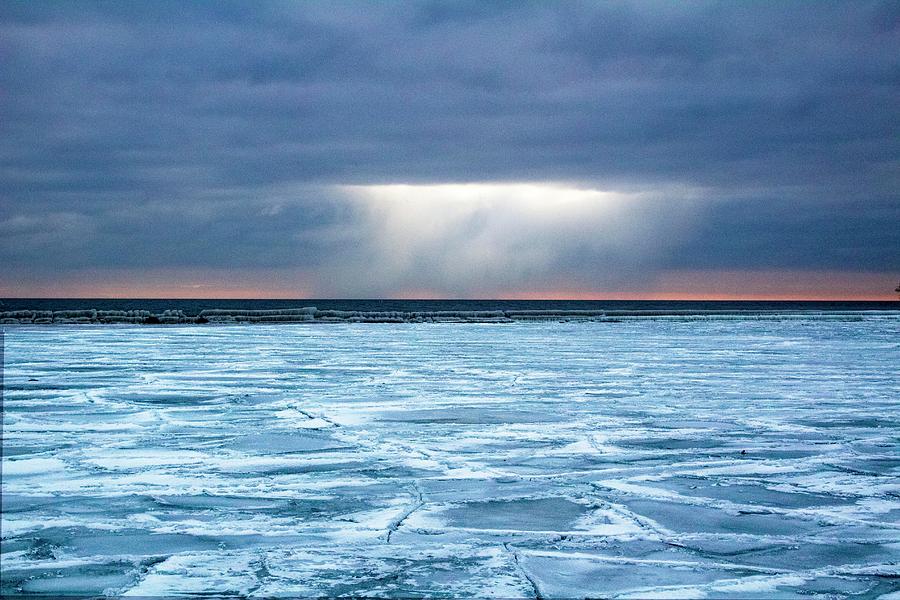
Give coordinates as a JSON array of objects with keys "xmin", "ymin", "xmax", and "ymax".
[{"xmin": 2, "ymin": 319, "xmax": 899, "ymax": 597}]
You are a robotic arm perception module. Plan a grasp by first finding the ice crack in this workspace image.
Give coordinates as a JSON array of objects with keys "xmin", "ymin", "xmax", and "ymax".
[
  {"xmin": 385, "ymin": 481, "xmax": 425, "ymax": 544},
  {"xmin": 504, "ymin": 543, "xmax": 544, "ymax": 600}
]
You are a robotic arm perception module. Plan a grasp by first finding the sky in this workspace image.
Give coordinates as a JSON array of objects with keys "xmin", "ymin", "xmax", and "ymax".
[{"xmin": 1, "ymin": 0, "xmax": 898, "ymax": 299}]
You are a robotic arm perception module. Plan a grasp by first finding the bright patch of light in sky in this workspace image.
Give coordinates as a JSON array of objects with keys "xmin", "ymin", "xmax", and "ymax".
[
  {"xmin": 341, "ymin": 182, "xmax": 634, "ymax": 208},
  {"xmin": 326, "ymin": 182, "xmax": 702, "ymax": 296}
]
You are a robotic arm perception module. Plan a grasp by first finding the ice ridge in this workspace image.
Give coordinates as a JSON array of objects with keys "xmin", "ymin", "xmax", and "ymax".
[{"xmin": 1, "ymin": 307, "xmax": 898, "ymax": 324}]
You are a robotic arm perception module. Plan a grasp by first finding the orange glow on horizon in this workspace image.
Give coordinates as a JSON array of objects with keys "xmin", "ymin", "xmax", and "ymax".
[
  {"xmin": 1, "ymin": 291, "xmax": 895, "ymax": 301},
  {"xmin": 1, "ymin": 269, "xmax": 896, "ymax": 301},
  {"xmin": 2, "ymin": 290, "xmax": 895, "ymax": 302}
]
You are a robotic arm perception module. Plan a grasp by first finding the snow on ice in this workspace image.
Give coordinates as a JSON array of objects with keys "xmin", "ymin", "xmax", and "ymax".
[{"xmin": 1, "ymin": 318, "xmax": 899, "ymax": 597}]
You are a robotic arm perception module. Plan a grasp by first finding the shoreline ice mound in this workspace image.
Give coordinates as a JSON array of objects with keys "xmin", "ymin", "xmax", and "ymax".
[
  {"xmin": 0, "ymin": 309, "xmax": 161, "ymax": 324},
  {"xmin": 198, "ymin": 308, "xmax": 317, "ymax": 323},
  {"xmin": 314, "ymin": 309, "xmax": 510, "ymax": 323},
  {"xmin": 0, "ymin": 307, "xmax": 898, "ymax": 325}
]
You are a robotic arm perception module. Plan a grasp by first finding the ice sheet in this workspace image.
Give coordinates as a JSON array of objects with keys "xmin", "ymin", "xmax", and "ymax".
[{"xmin": 2, "ymin": 319, "xmax": 899, "ymax": 597}]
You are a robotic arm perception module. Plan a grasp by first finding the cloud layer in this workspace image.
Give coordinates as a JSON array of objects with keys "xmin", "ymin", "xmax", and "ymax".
[{"xmin": 1, "ymin": 1, "xmax": 898, "ymax": 297}]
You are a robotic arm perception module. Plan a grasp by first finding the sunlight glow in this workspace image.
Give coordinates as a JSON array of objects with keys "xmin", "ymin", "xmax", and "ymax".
[{"xmin": 339, "ymin": 182, "xmax": 636, "ymax": 215}]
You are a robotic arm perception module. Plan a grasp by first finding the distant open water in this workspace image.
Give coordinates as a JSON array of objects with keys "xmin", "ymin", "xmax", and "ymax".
[{"xmin": 1, "ymin": 298, "xmax": 896, "ymax": 315}]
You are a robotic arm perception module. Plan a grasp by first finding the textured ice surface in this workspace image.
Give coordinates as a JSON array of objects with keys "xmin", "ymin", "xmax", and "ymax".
[{"xmin": 2, "ymin": 319, "xmax": 899, "ymax": 598}]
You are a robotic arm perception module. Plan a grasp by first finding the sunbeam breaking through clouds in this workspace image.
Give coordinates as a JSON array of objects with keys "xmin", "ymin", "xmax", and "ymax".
[{"xmin": 335, "ymin": 182, "xmax": 701, "ymax": 297}]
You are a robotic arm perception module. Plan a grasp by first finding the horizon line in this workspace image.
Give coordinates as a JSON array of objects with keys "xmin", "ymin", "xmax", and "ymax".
[{"xmin": 2, "ymin": 295, "xmax": 897, "ymax": 302}]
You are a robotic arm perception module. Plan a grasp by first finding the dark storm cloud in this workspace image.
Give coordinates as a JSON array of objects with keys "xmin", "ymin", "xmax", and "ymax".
[
  {"xmin": 662, "ymin": 194, "xmax": 900, "ymax": 271},
  {"xmin": 1, "ymin": 0, "xmax": 898, "ymax": 294}
]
